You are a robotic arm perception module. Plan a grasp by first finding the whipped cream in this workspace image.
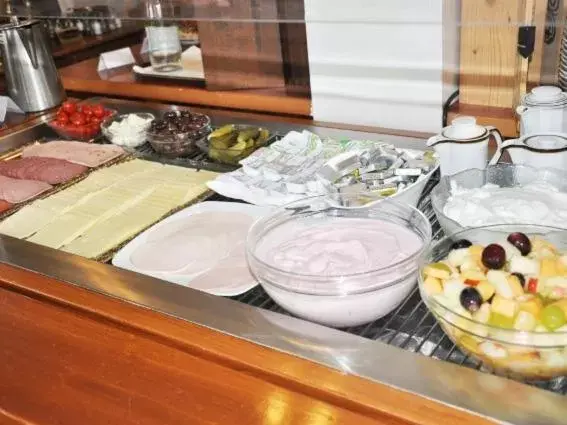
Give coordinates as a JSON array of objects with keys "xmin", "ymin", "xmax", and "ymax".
[
  {"xmin": 258, "ymin": 217, "xmax": 422, "ymax": 276},
  {"xmin": 443, "ymin": 181, "xmax": 567, "ymax": 228},
  {"xmin": 107, "ymin": 114, "xmax": 153, "ymax": 148}
]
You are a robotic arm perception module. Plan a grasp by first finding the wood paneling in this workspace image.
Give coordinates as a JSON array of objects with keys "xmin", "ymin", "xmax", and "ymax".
[
  {"xmin": 0, "ymin": 263, "xmax": 493, "ymax": 425},
  {"xmin": 527, "ymin": 0, "xmax": 549, "ymax": 85}
]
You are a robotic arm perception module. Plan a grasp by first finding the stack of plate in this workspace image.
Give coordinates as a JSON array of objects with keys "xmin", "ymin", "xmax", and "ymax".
[{"xmin": 559, "ymin": 22, "xmax": 567, "ymax": 89}]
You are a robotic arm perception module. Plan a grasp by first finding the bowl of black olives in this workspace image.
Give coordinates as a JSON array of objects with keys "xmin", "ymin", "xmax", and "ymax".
[{"xmin": 147, "ymin": 110, "xmax": 211, "ymax": 157}]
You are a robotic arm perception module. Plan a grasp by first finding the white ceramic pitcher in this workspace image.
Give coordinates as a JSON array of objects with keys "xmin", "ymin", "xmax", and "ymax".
[
  {"xmin": 426, "ymin": 116, "xmax": 503, "ymax": 176},
  {"xmin": 489, "ymin": 133, "xmax": 567, "ymax": 170}
]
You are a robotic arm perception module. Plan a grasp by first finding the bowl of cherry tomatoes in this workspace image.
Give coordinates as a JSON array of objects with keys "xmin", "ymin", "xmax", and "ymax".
[{"xmin": 49, "ymin": 101, "xmax": 116, "ymax": 141}]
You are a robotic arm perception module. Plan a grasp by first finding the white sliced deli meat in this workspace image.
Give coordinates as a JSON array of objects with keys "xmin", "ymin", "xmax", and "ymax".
[{"xmin": 22, "ymin": 141, "xmax": 125, "ymax": 168}]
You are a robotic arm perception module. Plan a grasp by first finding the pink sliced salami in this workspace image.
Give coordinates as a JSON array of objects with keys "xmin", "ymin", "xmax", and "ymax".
[
  {"xmin": 22, "ymin": 141, "xmax": 125, "ymax": 168},
  {"xmin": 0, "ymin": 175, "xmax": 52, "ymax": 204},
  {"xmin": 0, "ymin": 157, "xmax": 87, "ymax": 184}
]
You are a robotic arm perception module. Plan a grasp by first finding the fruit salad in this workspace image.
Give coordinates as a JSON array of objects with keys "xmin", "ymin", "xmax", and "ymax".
[{"xmin": 420, "ymin": 230, "xmax": 567, "ymax": 379}]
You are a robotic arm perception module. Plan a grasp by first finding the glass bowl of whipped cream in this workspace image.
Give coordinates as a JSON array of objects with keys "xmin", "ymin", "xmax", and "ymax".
[
  {"xmin": 246, "ymin": 193, "xmax": 432, "ymax": 328},
  {"xmin": 431, "ymin": 164, "xmax": 567, "ymax": 236}
]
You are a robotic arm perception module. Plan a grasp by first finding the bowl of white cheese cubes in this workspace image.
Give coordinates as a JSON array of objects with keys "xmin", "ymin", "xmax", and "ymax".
[{"xmin": 101, "ymin": 112, "xmax": 155, "ymax": 149}]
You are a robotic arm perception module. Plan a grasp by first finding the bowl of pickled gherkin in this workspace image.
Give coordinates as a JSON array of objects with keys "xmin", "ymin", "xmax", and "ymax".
[{"xmin": 197, "ymin": 124, "xmax": 271, "ymax": 165}]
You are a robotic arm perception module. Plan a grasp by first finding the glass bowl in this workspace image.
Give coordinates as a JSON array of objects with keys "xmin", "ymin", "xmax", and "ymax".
[
  {"xmin": 48, "ymin": 108, "xmax": 117, "ymax": 141},
  {"xmin": 431, "ymin": 164, "xmax": 567, "ymax": 235},
  {"xmin": 101, "ymin": 113, "xmax": 155, "ymax": 149},
  {"xmin": 147, "ymin": 112, "xmax": 211, "ymax": 158},
  {"xmin": 246, "ymin": 193, "xmax": 432, "ymax": 328},
  {"xmin": 196, "ymin": 124, "xmax": 272, "ymax": 165},
  {"xmin": 418, "ymin": 224, "xmax": 567, "ymax": 380}
]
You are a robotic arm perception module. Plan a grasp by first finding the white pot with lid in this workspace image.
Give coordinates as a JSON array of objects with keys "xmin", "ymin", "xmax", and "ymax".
[
  {"xmin": 426, "ymin": 116, "xmax": 503, "ymax": 176},
  {"xmin": 517, "ymin": 86, "xmax": 567, "ymax": 136}
]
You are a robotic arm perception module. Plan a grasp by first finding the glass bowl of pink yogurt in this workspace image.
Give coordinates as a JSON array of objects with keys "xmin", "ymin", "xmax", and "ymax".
[{"xmin": 246, "ymin": 193, "xmax": 432, "ymax": 328}]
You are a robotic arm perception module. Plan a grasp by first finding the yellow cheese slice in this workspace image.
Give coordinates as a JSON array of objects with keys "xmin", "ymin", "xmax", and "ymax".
[
  {"xmin": 62, "ymin": 182, "xmax": 210, "ymax": 258},
  {"xmin": 28, "ymin": 187, "xmax": 157, "ymax": 249}
]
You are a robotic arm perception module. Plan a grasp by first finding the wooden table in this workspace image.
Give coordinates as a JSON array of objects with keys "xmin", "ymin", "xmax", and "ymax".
[{"xmin": 59, "ymin": 45, "xmax": 312, "ymax": 118}]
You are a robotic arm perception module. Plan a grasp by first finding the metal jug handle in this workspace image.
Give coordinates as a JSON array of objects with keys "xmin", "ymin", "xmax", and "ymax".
[{"xmin": 488, "ymin": 135, "xmax": 521, "ymax": 166}]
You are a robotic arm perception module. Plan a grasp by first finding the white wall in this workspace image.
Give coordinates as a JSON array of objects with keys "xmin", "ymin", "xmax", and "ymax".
[{"xmin": 305, "ymin": 0, "xmax": 460, "ymax": 134}]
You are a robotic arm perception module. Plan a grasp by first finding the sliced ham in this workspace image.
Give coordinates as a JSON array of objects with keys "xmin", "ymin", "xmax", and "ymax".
[
  {"xmin": 22, "ymin": 141, "xmax": 125, "ymax": 168},
  {"xmin": 0, "ymin": 175, "xmax": 51, "ymax": 204},
  {"xmin": 0, "ymin": 157, "xmax": 88, "ymax": 184}
]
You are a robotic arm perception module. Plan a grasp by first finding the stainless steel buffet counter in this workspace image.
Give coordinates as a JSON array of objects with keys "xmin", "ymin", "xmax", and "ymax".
[{"xmin": 1, "ymin": 99, "xmax": 566, "ymax": 425}]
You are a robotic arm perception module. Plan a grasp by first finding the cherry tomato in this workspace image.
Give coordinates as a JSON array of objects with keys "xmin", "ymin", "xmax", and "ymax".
[
  {"xmin": 61, "ymin": 101, "xmax": 76, "ymax": 115},
  {"xmin": 88, "ymin": 123, "xmax": 100, "ymax": 134},
  {"xmin": 82, "ymin": 105, "xmax": 93, "ymax": 118},
  {"xmin": 92, "ymin": 104, "xmax": 105, "ymax": 118},
  {"xmin": 89, "ymin": 116, "xmax": 102, "ymax": 126},
  {"xmin": 70, "ymin": 112, "xmax": 86, "ymax": 126},
  {"xmin": 56, "ymin": 112, "xmax": 69, "ymax": 124},
  {"xmin": 104, "ymin": 109, "xmax": 114, "ymax": 117}
]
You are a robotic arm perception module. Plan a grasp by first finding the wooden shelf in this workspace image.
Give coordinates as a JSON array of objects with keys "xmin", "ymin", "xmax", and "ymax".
[
  {"xmin": 58, "ymin": 45, "xmax": 312, "ymax": 117},
  {"xmin": 448, "ymin": 102, "xmax": 519, "ymax": 138}
]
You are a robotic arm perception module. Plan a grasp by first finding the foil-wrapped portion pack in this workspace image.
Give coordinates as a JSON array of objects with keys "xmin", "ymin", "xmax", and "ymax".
[{"xmin": 317, "ymin": 145, "xmax": 436, "ymax": 198}]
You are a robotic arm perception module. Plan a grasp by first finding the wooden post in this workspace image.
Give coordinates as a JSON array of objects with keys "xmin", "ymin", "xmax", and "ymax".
[{"xmin": 459, "ymin": 0, "xmax": 528, "ymax": 108}]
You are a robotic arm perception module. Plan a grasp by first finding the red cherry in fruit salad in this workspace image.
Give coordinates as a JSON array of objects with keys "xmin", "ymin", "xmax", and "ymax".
[
  {"xmin": 507, "ymin": 232, "xmax": 531, "ymax": 256},
  {"xmin": 61, "ymin": 101, "xmax": 76, "ymax": 115},
  {"xmin": 92, "ymin": 104, "xmax": 105, "ymax": 118},
  {"xmin": 481, "ymin": 243, "xmax": 506, "ymax": 269},
  {"xmin": 70, "ymin": 112, "xmax": 87, "ymax": 126}
]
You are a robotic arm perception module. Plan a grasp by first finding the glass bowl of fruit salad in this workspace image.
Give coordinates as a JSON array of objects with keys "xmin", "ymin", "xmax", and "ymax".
[{"xmin": 419, "ymin": 224, "xmax": 567, "ymax": 380}]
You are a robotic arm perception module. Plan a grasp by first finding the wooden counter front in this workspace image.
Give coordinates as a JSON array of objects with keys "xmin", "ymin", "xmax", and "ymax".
[
  {"xmin": 59, "ymin": 46, "xmax": 311, "ymax": 118},
  {"xmin": 0, "ymin": 263, "xmax": 491, "ymax": 425}
]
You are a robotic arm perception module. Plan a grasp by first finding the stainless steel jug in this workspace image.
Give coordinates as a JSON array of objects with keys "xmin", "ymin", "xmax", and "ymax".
[{"xmin": 0, "ymin": 20, "xmax": 65, "ymax": 112}]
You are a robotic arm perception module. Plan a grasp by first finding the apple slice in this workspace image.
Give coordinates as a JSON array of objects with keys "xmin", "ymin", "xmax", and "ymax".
[
  {"xmin": 491, "ymin": 295, "xmax": 518, "ymax": 318},
  {"xmin": 509, "ymin": 256, "xmax": 540, "ymax": 276},
  {"xmin": 476, "ymin": 281, "xmax": 495, "ymax": 302},
  {"xmin": 514, "ymin": 310, "xmax": 537, "ymax": 331},
  {"xmin": 447, "ymin": 248, "xmax": 470, "ymax": 268},
  {"xmin": 487, "ymin": 270, "xmax": 521, "ymax": 299},
  {"xmin": 423, "ymin": 276, "xmax": 443, "ymax": 296}
]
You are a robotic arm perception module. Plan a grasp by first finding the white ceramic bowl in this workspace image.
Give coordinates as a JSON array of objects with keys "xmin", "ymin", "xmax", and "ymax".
[{"xmin": 246, "ymin": 194, "xmax": 432, "ymax": 327}]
